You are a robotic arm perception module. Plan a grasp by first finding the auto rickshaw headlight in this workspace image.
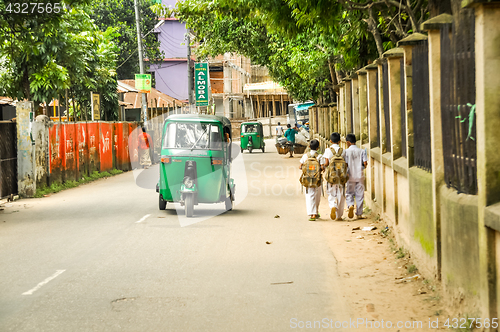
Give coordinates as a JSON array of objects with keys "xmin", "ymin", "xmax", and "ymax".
[{"xmin": 183, "ymin": 176, "xmax": 194, "ymax": 189}]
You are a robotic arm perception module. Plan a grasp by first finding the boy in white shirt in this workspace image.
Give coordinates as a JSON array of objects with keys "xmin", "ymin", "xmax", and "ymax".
[
  {"xmin": 275, "ymin": 122, "xmax": 284, "ymax": 142},
  {"xmin": 342, "ymin": 134, "xmax": 368, "ymax": 219},
  {"xmin": 322, "ymin": 132, "xmax": 345, "ymax": 221},
  {"xmin": 299, "ymin": 139, "xmax": 324, "ymax": 221}
]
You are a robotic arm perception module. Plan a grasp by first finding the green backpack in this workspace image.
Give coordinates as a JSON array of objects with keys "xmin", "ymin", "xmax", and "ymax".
[
  {"xmin": 324, "ymin": 147, "xmax": 349, "ymax": 186},
  {"xmin": 299, "ymin": 152, "xmax": 322, "ymax": 188}
]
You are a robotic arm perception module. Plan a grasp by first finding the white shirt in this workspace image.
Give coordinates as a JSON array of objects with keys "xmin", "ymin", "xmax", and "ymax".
[
  {"xmin": 300, "ymin": 150, "xmax": 325, "ymax": 165},
  {"xmin": 342, "ymin": 145, "xmax": 368, "ymax": 182},
  {"xmin": 322, "ymin": 144, "xmax": 341, "ymax": 162},
  {"xmin": 276, "ymin": 126, "xmax": 284, "ymax": 136}
]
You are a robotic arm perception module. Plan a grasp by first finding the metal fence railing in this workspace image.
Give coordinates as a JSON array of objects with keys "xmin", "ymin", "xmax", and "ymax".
[
  {"xmin": 440, "ymin": 10, "xmax": 477, "ymax": 195},
  {"xmin": 400, "ymin": 58, "xmax": 407, "ymax": 158},
  {"xmin": 0, "ymin": 122, "xmax": 17, "ymax": 198},
  {"xmin": 413, "ymin": 41, "xmax": 432, "ymax": 172}
]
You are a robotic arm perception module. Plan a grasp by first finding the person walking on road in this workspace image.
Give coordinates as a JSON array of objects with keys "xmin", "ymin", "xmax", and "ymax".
[
  {"xmin": 138, "ymin": 127, "xmax": 153, "ymax": 168},
  {"xmin": 275, "ymin": 122, "xmax": 284, "ymax": 141},
  {"xmin": 299, "ymin": 139, "xmax": 324, "ymax": 221},
  {"xmin": 343, "ymin": 134, "xmax": 368, "ymax": 219},
  {"xmin": 323, "ymin": 132, "xmax": 346, "ymax": 221},
  {"xmin": 284, "ymin": 123, "xmax": 298, "ymax": 158}
]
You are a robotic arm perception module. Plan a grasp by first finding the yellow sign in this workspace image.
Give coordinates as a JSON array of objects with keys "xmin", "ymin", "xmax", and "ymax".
[
  {"xmin": 135, "ymin": 74, "xmax": 152, "ymax": 93},
  {"xmin": 91, "ymin": 92, "xmax": 100, "ymax": 120}
]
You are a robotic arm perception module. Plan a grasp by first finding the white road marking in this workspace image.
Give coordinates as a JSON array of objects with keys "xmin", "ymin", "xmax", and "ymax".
[
  {"xmin": 136, "ymin": 214, "xmax": 151, "ymax": 223},
  {"xmin": 22, "ymin": 270, "xmax": 66, "ymax": 295}
]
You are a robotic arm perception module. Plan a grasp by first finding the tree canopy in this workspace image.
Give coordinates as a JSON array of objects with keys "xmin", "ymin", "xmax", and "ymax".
[
  {"xmin": 0, "ymin": 0, "xmax": 162, "ymax": 120},
  {"xmin": 90, "ymin": 0, "xmax": 162, "ymax": 80},
  {"xmin": 174, "ymin": 0, "xmax": 436, "ymax": 102}
]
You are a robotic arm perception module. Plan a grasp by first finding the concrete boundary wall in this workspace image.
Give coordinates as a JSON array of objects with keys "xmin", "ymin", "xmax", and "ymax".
[
  {"xmin": 309, "ymin": 4, "xmax": 500, "ymax": 317},
  {"xmin": 33, "ymin": 119, "xmax": 139, "ymax": 188}
]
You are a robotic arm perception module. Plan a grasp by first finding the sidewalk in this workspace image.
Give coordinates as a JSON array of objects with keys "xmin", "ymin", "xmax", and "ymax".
[{"xmin": 277, "ymin": 149, "xmax": 448, "ymax": 331}]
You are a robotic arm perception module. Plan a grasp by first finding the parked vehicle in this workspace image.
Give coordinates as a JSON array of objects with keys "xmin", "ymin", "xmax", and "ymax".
[
  {"xmin": 157, "ymin": 114, "xmax": 235, "ymax": 217},
  {"xmin": 240, "ymin": 122, "xmax": 265, "ymax": 153}
]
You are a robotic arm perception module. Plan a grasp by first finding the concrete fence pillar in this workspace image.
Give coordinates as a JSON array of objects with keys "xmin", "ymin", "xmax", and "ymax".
[
  {"xmin": 357, "ymin": 69, "xmax": 368, "ymax": 146},
  {"xmin": 323, "ymin": 106, "xmax": 328, "ymax": 138},
  {"xmin": 375, "ymin": 59, "xmax": 388, "ymax": 154},
  {"xmin": 16, "ymin": 102, "xmax": 35, "ymax": 197},
  {"xmin": 365, "ymin": 65, "xmax": 379, "ymax": 149},
  {"xmin": 383, "ymin": 48, "xmax": 405, "ymax": 161},
  {"xmin": 344, "ymin": 79, "xmax": 352, "ymax": 135},
  {"xmin": 339, "ymin": 83, "xmax": 346, "ymax": 137},
  {"xmin": 422, "ymin": 13, "xmax": 452, "ymax": 281},
  {"xmin": 468, "ymin": 0, "xmax": 500, "ymax": 319},
  {"xmin": 351, "ymin": 75, "xmax": 360, "ymax": 140}
]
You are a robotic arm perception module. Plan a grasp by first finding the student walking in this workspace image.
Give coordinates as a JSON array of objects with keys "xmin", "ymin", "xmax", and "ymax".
[
  {"xmin": 299, "ymin": 139, "xmax": 324, "ymax": 221},
  {"xmin": 323, "ymin": 132, "xmax": 346, "ymax": 221},
  {"xmin": 342, "ymin": 134, "xmax": 368, "ymax": 219}
]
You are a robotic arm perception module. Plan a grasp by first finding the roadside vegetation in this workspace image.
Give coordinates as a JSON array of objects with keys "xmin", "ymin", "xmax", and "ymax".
[{"xmin": 34, "ymin": 169, "xmax": 123, "ymax": 198}]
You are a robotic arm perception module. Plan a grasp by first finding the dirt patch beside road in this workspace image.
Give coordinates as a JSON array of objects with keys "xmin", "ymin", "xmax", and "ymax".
[{"xmin": 317, "ymin": 208, "xmax": 448, "ymax": 331}]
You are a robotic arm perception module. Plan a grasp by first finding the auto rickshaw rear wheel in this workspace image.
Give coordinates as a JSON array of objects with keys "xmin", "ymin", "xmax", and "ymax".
[
  {"xmin": 159, "ymin": 194, "xmax": 167, "ymax": 210},
  {"xmin": 185, "ymin": 194, "xmax": 194, "ymax": 218}
]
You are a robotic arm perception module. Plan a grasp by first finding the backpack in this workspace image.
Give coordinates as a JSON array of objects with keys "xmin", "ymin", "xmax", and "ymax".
[
  {"xmin": 324, "ymin": 147, "xmax": 349, "ymax": 186},
  {"xmin": 299, "ymin": 152, "xmax": 322, "ymax": 188}
]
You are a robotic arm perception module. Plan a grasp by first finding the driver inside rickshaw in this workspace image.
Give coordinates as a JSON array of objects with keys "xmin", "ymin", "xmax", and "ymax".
[{"xmin": 244, "ymin": 125, "xmax": 256, "ymax": 133}]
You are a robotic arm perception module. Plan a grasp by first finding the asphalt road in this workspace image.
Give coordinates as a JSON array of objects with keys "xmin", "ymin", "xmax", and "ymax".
[{"xmin": 0, "ymin": 140, "xmax": 352, "ymax": 331}]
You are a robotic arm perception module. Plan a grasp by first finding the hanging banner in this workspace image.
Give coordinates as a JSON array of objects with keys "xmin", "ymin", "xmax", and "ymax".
[
  {"xmin": 91, "ymin": 92, "xmax": 101, "ymax": 120},
  {"xmin": 195, "ymin": 62, "xmax": 209, "ymax": 106},
  {"xmin": 135, "ymin": 74, "xmax": 152, "ymax": 93}
]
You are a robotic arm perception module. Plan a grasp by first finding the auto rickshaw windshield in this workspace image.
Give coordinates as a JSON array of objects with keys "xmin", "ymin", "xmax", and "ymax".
[
  {"xmin": 163, "ymin": 122, "xmax": 222, "ymax": 150},
  {"xmin": 242, "ymin": 125, "xmax": 257, "ymax": 133}
]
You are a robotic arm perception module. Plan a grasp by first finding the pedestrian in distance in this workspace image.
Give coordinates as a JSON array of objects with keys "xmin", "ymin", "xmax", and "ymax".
[
  {"xmin": 299, "ymin": 139, "xmax": 325, "ymax": 221},
  {"xmin": 138, "ymin": 127, "xmax": 153, "ymax": 169},
  {"xmin": 275, "ymin": 122, "xmax": 284, "ymax": 143},
  {"xmin": 342, "ymin": 133, "xmax": 368, "ymax": 219},
  {"xmin": 323, "ymin": 132, "xmax": 347, "ymax": 221},
  {"xmin": 284, "ymin": 123, "xmax": 298, "ymax": 158}
]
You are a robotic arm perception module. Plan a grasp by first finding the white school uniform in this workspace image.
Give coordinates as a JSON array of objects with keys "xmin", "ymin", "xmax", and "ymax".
[
  {"xmin": 342, "ymin": 145, "xmax": 368, "ymax": 216},
  {"xmin": 300, "ymin": 150, "xmax": 324, "ymax": 216},
  {"xmin": 323, "ymin": 144, "xmax": 346, "ymax": 219}
]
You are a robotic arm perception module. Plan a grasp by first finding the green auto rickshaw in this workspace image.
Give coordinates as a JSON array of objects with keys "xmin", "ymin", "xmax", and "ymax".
[
  {"xmin": 240, "ymin": 122, "xmax": 265, "ymax": 153},
  {"xmin": 157, "ymin": 114, "xmax": 236, "ymax": 217}
]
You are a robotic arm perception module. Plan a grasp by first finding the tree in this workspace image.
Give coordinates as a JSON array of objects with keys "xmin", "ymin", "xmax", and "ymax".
[
  {"xmin": 0, "ymin": 1, "xmax": 120, "ymax": 119},
  {"xmin": 174, "ymin": 0, "xmax": 431, "ymax": 103},
  {"xmin": 90, "ymin": 0, "xmax": 163, "ymax": 80}
]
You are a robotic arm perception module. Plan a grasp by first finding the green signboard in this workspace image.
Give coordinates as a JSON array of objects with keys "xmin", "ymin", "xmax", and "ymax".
[
  {"xmin": 195, "ymin": 62, "xmax": 209, "ymax": 106},
  {"xmin": 135, "ymin": 74, "xmax": 151, "ymax": 93}
]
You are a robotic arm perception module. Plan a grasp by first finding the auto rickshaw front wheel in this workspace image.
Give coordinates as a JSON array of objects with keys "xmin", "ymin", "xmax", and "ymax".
[
  {"xmin": 159, "ymin": 194, "xmax": 167, "ymax": 210},
  {"xmin": 185, "ymin": 194, "xmax": 194, "ymax": 218},
  {"xmin": 225, "ymin": 196, "xmax": 233, "ymax": 211}
]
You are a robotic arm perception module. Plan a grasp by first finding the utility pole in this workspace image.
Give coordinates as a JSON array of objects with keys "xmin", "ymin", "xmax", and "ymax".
[
  {"xmin": 134, "ymin": 0, "xmax": 148, "ymax": 123},
  {"xmin": 186, "ymin": 31, "xmax": 195, "ymax": 109}
]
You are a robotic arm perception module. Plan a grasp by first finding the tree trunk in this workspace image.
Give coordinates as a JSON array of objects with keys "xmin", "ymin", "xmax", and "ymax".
[
  {"xmin": 368, "ymin": 8, "xmax": 385, "ymax": 57},
  {"xmin": 429, "ymin": 0, "xmax": 452, "ymax": 17},
  {"xmin": 23, "ymin": 62, "xmax": 30, "ymax": 100}
]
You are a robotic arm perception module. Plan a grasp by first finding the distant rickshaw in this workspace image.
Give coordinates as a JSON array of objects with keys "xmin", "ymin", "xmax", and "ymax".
[
  {"xmin": 240, "ymin": 122, "xmax": 265, "ymax": 153},
  {"xmin": 157, "ymin": 114, "xmax": 236, "ymax": 217}
]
